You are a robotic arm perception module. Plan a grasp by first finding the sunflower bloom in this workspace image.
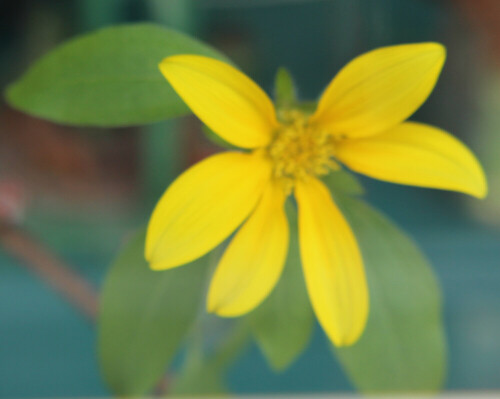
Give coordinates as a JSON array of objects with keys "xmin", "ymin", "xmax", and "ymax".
[{"xmin": 146, "ymin": 43, "xmax": 486, "ymax": 347}]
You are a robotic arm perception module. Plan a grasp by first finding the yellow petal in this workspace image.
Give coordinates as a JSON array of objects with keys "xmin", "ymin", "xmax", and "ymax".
[
  {"xmin": 295, "ymin": 178, "xmax": 368, "ymax": 346},
  {"xmin": 335, "ymin": 122, "xmax": 488, "ymax": 198},
  {"xmin": 159, "ymin": 55, "xmax": 279, "ymax": 149},
  {"xmin": 207, "ymin": 182, "xmax": 288, "ymax": 316},
  {"xmin": 146, "ymin": 151, "xmax": 272, "ymax": 270},
  {"xmin": 311, "ymin": 43, "xmax": 446, "ymax": 138}
]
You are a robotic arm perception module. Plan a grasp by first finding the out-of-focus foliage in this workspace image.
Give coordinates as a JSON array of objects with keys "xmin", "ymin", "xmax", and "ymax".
[
  {"xmin": 469, "ymin": 68, "xmax": 500, "ymax": 225},
  {"xmin": 322, "ymin": 170, "xmax": 365, "ymax": 197},
  {"xmin": 98, "ymin": 230, "xmax": 211, "ymax": 395},
  {"xmin": 274, "ymin": 67, "xmax": 297, "ymax": 110},
  {"xmin": 6, "ymin": 24, "xmax": 229, "ymax": 127},
  {"xmin": 171, "ymin": 321, "xmax": 250, "ymax": 395},
  {"xmin": 201, "ymin": 124, "xmax": 239, "ymax": 150},
  {"xmin": 273, "ymin": 67, "xmax": 316, "ymax": 114},
  {"xmin": 334, "ymin": 195, "xmax": 446, "ymax": 392}
]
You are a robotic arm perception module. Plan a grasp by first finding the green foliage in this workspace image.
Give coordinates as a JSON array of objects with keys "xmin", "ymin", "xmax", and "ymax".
[
  {"xmin": 98, "ymin": 229, "xmax": 211, "ymax": 395},
  {"xmin": 323, "ymin": 169, "xmax": 365, "ymax": 196},
  {"xmin": 201, "ymin": 124, "xmax": 239, "ymax": 150},
  {"xmin": 6, "ymin": 24, "xmax": 229, "ymax": 127},
  {"xmin": 274, "ymin": 67, "xmax": 297, "ymax": 109},
  {"xmin": 334, "ymin": 196, "xmax": 446, "ymax": 393},
  {"xmin": 171, "ymin": 320, "xmax": 251, "ymax": 395},
  {"xmin": 172, "ymin": 345, "xmax": 228, "ymax": 395},
  {"xmin": 273, "ymin": 67, "xmax": 318, "ymax": 115},
  {"xmin": 249, "ymin": 201, "xmax": 314, "ymax": 371},
  {"xmin": 295, "ymin": 101, "xmax": 318, "ymax": 114}
]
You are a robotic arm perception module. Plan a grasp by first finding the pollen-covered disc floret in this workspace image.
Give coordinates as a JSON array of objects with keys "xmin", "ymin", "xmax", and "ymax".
[{"xmin": 266, "ymin": 109, "xmax": 339, "ymax": 193}]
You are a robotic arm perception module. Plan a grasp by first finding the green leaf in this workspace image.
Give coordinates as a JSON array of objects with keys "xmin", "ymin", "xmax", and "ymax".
[
  {"xmin": 322, "ymin": 169, "xmax": 365, "ymax": 196},
  {"xmin": 274, "ymin": 67, "xmax": 297, "ymax": 109},
  {"xmin": 201, "ymin": 124, "xmax": 238, "ymax": 150},
  {"xmin": 171, "ymin": 320, "xmax": 251, "ymax": 395},
  {"xmin": 249, "ymin": 201, "xmax": 314, "ymax": 371},
  {"xmin": 334, "ymin": 196, "xmax": 446, "ymax": 393},
  {"xmin": 6, "ymin": 23, "xmax": 230, "ymax": 127},
  {"xmin": 98, "ymin": 229, "xmax": 210, "ymax": 395},
  {"xmin": 296, "ymin": 101, "xmax": 317, "ymax": 114},
  {"xmin": 171, "ymin": 338, "xmax": 228, "ymax": 395}
]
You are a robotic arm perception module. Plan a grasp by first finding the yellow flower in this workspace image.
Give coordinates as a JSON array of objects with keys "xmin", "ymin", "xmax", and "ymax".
[{"xmin": 145, "ymin": 43, "xmax": 486, "ymax": 347}]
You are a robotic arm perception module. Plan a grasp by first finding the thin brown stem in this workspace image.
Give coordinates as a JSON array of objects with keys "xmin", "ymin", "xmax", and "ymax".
[
  {"xmin": 0, "ymin": 223, "xmax": 173, "ymax": 395},
  {"xmin": 0, "ymin": 222, "xmax": 98, "ymax": 321}
]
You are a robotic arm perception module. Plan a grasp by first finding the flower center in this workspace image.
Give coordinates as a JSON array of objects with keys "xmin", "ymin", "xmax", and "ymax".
[{"xmin": 266, "ymin": 109, "xmax": 339, "ymax": 193}]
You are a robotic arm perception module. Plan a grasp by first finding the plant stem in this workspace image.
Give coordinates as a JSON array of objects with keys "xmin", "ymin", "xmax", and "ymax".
[{"xmin": 0, "ymin": 222, "xmax": 98, "ymax": 321}]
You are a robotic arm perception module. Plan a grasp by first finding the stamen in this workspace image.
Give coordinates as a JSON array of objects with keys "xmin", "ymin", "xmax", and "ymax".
[{"xmin": 265, "ymin": 109, "xmax": 338, "ymax": 194}]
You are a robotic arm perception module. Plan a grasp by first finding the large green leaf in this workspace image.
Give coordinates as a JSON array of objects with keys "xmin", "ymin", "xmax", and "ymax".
[
  {"xmin": 6, "ymin": 24, "xmax": 229, "ymax": 127},
  {"xmin": 249, "ymin": 202, "xmax": 314, "ymax": 371},
  {"xmin": 334, "ymin": 196, "xmax": 446, "ymax": 392},
  {"xmin": 98, "ymin": 229, "xmax": 210, "ymax": 395}
]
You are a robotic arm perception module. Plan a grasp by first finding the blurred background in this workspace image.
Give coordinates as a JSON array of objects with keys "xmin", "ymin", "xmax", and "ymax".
[{"xmin": 1, "ymin": 0, "xmax": 499, "ymax": 397}]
